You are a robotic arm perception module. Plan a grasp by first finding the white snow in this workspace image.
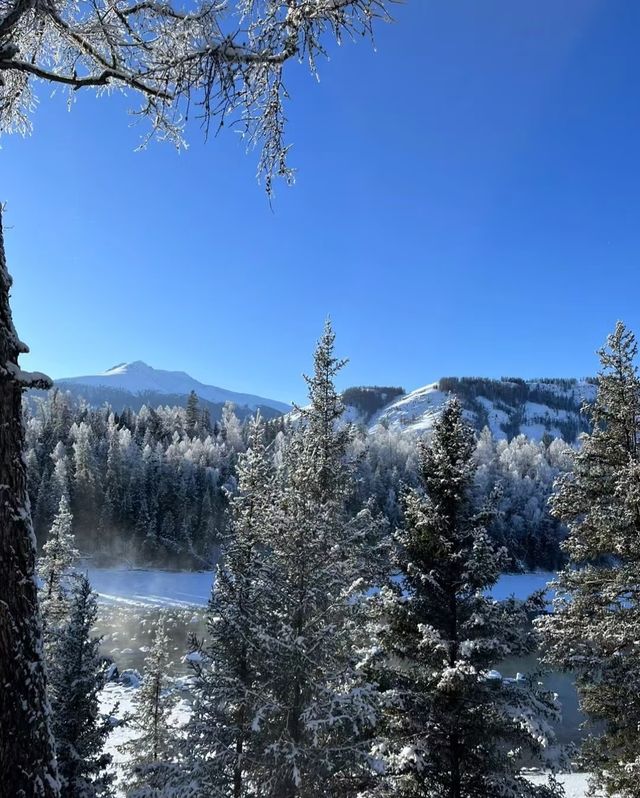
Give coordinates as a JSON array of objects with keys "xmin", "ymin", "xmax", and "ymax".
[
  {"xmin": 525, "ymin": 772, "xmax": 594, "ymax": 797},
  {"xmin": 100, "ymin": 680, "xmax": 190, "ymax": 797},
  {"xmin": 57, "ymin": 360, "xmax": 290, "ymax": 413},
  {"xmin": 364, "ymin": 379, "xmax": 596, "ymax": 442}
]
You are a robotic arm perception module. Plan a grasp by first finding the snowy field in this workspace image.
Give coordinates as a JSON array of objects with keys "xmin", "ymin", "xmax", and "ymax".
[{"xmin": 88, "ymin": 566, "xmax": 556, "ymax": 608}]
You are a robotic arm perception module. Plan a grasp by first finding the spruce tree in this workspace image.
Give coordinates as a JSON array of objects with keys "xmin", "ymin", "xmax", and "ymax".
[
  {"xmin": 186, "ymin": 391, "xmax": 200, "ymax": 438},
  {"xmin": 538, "ymin": 322, "xmax": 640, "ymax": 797},
  {"xmin": 38, "ymin": 494, "xmax": 79, "ymax": 628},
  {"xmin": 250, "ymin": 321, "xmax": 381, "ymax": 797},
  {"xmin": 182, "ymin": 413, "xmax": 273, "ymax": 797},
  {"xmin": 122, "ymin": 616, "xmax": 178, "ymax": 798},
  {"xmin": 369, "ymin": 399, "xmax": 561, "ymax": 798},
  {"xmin": 48, "ymin": 574, "xmax": 114, "ymax": 798}
]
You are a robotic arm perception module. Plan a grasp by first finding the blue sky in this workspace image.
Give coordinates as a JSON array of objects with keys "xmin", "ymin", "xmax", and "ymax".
[{"xmin": 4, "ymin": 0, "xmax": 640, "ymax": 405}]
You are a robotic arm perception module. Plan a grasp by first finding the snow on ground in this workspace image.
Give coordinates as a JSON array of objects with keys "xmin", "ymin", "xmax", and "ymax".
[
  {"xmin": 101, "ymin": 679, "xmax": 590, "ymax": 797},
  {"xmin": 526, "ymin": 772, "xmax": 594, "ymax": 797},
  {"xmin": 58, "ymin": 360, "xmax": 291, "ymax": 413},
  {"xmin": 100, "ymin": 679, "xmax": 190, "ymax": 798}
]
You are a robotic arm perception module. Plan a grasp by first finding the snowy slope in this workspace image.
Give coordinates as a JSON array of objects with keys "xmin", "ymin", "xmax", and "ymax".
[
  {"xmin": 56, "ymin": 360, "xmax": 290, "ymax": 413},
  {"xmin": 362, "ymin": 378, "xmax": 596, "ymax": 443}
]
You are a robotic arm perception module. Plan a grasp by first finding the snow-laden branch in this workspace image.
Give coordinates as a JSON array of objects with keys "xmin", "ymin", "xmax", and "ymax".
[{"xmin": 0, "ymin": 0, "xmax": 393, "ymax": 190}]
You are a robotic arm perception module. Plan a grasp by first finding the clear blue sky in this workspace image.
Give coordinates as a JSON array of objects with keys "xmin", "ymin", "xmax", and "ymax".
[{"xmin": 4, "ymin": 0, "xmax": 640, "ymax": 405}]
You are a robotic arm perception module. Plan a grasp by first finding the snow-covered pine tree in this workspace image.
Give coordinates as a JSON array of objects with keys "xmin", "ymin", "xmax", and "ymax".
[
  {"xmin": 121, "ymin": 615, "xmax": 178, "ymax": 798},
  {"xmin": 368, "ymin": 399, "xmax": 561, "ymax": 798},
  {"xmin": 48, "ymin": 574, "xmax": 114, "ymax": 798},
  {"xmin": 250, "ymin": 321, "xmax": 381, "ymax": 797},
  {"xmin": 38, "ymin": 494, "xmax": 79, "ymax": 629},
  {"xmin": 181, "ymin": 413, "xmax": 274, "ymax": 798},
  {"xmin": 186, "ymin": 391, "xmax": 200, "ymax": 438},
  {"xmin": 538, "ymin": 321, "xmax": 640, "ymax": 798}
]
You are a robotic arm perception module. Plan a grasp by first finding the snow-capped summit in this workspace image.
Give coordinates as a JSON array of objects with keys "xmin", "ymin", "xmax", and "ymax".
[{"xmin": 56, "ymin": 361, "xmax": 290, "ymax": 415}]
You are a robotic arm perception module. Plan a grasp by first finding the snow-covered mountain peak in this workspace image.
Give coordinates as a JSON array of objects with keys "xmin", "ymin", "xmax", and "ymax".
[{"xmin": 56, "ymin": 362, "xmax": 291, "ymax": 415}]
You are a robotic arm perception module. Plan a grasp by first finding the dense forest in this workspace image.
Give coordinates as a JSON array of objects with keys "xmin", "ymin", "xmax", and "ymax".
[{"xmin": 26, "ymin": 385, "xmax": 573, "ymax": 571}]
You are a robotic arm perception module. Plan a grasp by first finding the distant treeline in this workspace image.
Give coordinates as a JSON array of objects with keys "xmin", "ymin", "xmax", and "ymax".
[
  {"xmin": 26, "ymin": 387, "xmax": 572, "ymax": 571},
  {"xmin": 341, "ymin": 386, "xmax": 405, "ymax": 420},
  {"xmin": 438, "ymin": 376, "xmax": 593, "ymax": 442}
]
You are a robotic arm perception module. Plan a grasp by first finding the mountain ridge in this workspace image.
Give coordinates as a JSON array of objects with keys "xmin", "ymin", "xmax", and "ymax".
[
  {"xmin": 56, "ymin": 360, "xmax": 291, "ymax": 415},
  {"xmin": 342, "ymin": 377, "xmax": 596, "ymax": 443}
]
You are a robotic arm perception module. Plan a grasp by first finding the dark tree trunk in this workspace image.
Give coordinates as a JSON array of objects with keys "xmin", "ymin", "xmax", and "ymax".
[{"xmin": 0, "ymin": 208, "xmax": 59, "ymax": 798}]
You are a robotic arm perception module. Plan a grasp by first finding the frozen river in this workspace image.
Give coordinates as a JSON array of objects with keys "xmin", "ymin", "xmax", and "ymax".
[{"xmin": 88, "ymin": 565, "xmax": 557, "ymax": 608}]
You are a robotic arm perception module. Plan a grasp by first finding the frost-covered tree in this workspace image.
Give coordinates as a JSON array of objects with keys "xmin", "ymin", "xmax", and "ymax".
[
  {"xmin": 185, "ymin": 391, "xmax": 200, "ymax": 438},
  {"xmin": 38, "ymin": 494, "xmax": 79, "ymax": 628},
  {"xmin": 1, "ymin": 0, "xmax": 391, "ymax": 190},
  {"xmin": 538, "ymin": 322, "xmax": 640, "ymax": 798},
  {"xmin": 368, "ymin": 399, "xmax": 561, "ymax": 798},
  {"xmin": 48, "ymin": 574, "xmax": 114, "ymax": 798},
  {"xmin": 182, "ymin": 413, "xmax": 273, "ymax": 797},
  {"xmin": 248, "ymin": 322, "xmax": 382, "ymax": 797},
  {"xmin": 122, "ymin": 616, "xmax": 178, "ymax": 798}
]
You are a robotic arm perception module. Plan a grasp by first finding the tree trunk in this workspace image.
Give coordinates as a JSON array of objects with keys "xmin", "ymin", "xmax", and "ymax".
[{"xmin": 0, "ymin": 207, "xmax": 59, "ymax": 798}]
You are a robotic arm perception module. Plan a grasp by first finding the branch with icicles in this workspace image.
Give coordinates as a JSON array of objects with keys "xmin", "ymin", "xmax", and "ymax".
[{"xmin": 0, "ymin": 0, "xmax": 393, "ymax": 192}]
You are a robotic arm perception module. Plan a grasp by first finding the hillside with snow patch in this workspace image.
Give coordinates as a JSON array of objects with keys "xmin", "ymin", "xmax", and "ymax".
[{"xmin": 345, "ymin": 378, "xmax": 596, "ymax": 443}]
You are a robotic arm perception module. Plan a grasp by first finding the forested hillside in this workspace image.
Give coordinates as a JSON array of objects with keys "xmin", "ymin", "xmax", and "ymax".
[{"xmin": 26, "ymin": 387, "xmax": 574, "ymax": 570}]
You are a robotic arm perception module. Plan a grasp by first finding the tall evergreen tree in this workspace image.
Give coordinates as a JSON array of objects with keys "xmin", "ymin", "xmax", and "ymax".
[
  {"xmin": 38, "ymin": 494, "xmax": 79, "ymax": 628},
  {"xmin": 182, "ymin": 413, "xmax": 273, "ymax": 798},
  {"xmin": 122, "ymin": 616, "xmax": 178, "ymax": 798},
  {"xmin": 186, "ymin": 391, "xmax": 200, "ymax": 438},
  {"xmin": 369, "ymin": 399, "xmax": 561, "ymax": 798},
  {"xmin": 250, "ymin": 321, "xmax": 381, "ymax": 797},
  {"xmin": 48, "ymin": 575, "xmax": 114, "ymax": 798},
  {"xmin": 0, "ymin": 209, "xmax": 59, "ymax": 798},
  {"xmin": 539, "ymin": 322, "xmax": 640, "ymax": 797}
]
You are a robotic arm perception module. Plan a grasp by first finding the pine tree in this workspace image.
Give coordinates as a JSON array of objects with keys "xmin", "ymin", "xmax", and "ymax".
[
  {"xmin": 369, "ymin": 399, "xmax": 561, "ymax": 798},
  {"xmin": 249, "ymin": 321, "xmax": 381, "ymax": 797},
  {"xmin": 48, "ymin": 574, "xmax": 114, "ymax": 798},
  {"xmin": 186, "ymin": 391, "xmax": 200, "ymax": 438},
  {"xmin": 38, "ymin": 494, "xmax": 80, "ymax": 628},
  {"xmin": 538, "ymin": 322, "xmax": 640, "ymax": 798},
  {"xmin": 182, "ymin": 413, "xmax": 274, "ymax": 797},
  {"xmin": 122, "ymin": 616, "xmax": 178, "ymax": 798}
]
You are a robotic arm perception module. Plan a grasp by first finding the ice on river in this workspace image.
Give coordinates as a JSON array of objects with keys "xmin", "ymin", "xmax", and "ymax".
[
  {"xmin": 87, "ymin": 566, "xmax": 557, "ymax": 608},
  {"xmin": 86, "ymin": 566, "xmax": 214, "ymax": 607}
]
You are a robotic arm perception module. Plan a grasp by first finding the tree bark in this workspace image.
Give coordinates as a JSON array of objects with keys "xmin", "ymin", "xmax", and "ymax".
[{"xmin": 0, "ymin": 207, "xmax": 59, "ymax": 798}]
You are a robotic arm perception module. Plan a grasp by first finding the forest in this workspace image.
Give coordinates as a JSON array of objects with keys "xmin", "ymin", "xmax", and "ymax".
[
  {"xmin": 31, "ymin": 320, "xmax": 640, "ymax": 798},
  {"xmin": 26, "ymin": 381, "xmax": 574, "ymax": 571}
]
